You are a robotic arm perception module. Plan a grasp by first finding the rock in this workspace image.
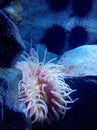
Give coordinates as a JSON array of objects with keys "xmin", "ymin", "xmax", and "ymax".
[
  {"xmin": 11, "ymin": 0, "xmax": 23, "ymax": 14},
  {"xmin": 0, "ymin": 67, "xmax": 31, "ymax": 130},
  {"xmin": 0, "ymin": 10, "xmax": 24, "ymax": 67},
  {"xmin": 58, "ymin": 45, "xmax": 97, "ymax": 77},
  {"xmin": 0, "ymin": 68, "xmax": 22, "ymax": 109},
  {"xmin": 0, "ymin": 96, "xmax": 3, "ymax": 122},
  {"xmin": 3, "ymin": 7, "xmax": 23, "ymax": 24},
  {"xmin": 3, "ymin": 0, "xmax": 23, "ymax": 24},
  {"xmin": 62, "ymin": 76, "xmax": 97, "ymax": 130},
  {"xmin": 0, "ymin": 104, "xmax": 30, "ymax": 130}
]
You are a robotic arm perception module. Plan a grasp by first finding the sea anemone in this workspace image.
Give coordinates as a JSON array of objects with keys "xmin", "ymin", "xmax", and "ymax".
[
  {"xmin": 41, "ymin": 24, "xmax": 66, "ymax": 55},
  {"xmin": 15, "ymin": 48, "xmax": 74, "ymax": 124}
]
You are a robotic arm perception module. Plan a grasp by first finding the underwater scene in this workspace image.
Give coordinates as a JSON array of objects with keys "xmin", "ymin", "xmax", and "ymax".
[{"xmin": 0, "ymin": 0, "xmax": 97, "ymax": 130}]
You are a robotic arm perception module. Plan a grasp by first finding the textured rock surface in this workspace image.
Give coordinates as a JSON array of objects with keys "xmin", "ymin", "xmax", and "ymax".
[
  {"xmin": 0, "ymin": 96, "xmax": 3, "ymax": 122},
  {"xmin": 63, "ymin": 76, "xmax": 97, "ymax": 130},
  {"xmin": 3, "ymin": 0, "xmax": 23, "ymax": 24},
  {"xmin": 0, "ymin": 104, "xmax": 30, "ymax": 130},
  {"xmin": 58, "ymin": 45, "xmax": 97, "ymax": 76},
  {"xmin": 0, "ymin": 67, "xmax": 31, "ymax": 130},
  {"xmin": 0, "ymin": 68, "xmax": 22, "ymax": 109},
  {"xmin": 0, "ymin": 10, "xmax": 24, "ymax": 67}
]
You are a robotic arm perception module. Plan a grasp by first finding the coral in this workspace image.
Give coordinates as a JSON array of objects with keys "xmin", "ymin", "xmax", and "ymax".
[
  {"xmin": 71, "ymin": 0, "xmax": 92, "ymax": 17},
  {"xmin": 15, "ymin": 48, "xmax": 74, "ymax": 124},
  {"xmin": 41, "ymin": 24, "xmax": 66, "ymax": 55},
  {"xmin": 68, "ymin": 25, "xmax": 88, "ymax": 49},
  {"xmin": 46, "ymin": 0, "xmax": 70, "ymax": 12}
]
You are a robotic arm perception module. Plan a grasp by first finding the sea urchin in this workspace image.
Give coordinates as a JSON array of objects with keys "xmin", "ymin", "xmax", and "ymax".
[
  {"xmin": 68, "ymin": 25, "xmax": 88, "ymax": 49},
  {"xmin": 46, "ymin": 0, "xmax": 70, "ymax": 12},
  {"xmin": 41, "ymin": 24, "xmax": 66, "ymax": 55},
  {"xmin": 71, "ymin": 0, "xmax": 92, "ymax": 17},
  {"xmin": 15, "ymin": 48, "xmax": 74, "ymax": 124}
]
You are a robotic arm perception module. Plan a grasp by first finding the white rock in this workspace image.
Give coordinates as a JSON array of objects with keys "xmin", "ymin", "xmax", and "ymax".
[{"xmin": 58, "ymin": 45, "xmax": 97, "ymax": 77}]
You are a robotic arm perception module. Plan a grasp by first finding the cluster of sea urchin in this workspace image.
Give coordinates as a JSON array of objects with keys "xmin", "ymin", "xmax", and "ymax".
[{"xmin": 15, "ymin": 48, "xmax": 74, "ymax": 124}]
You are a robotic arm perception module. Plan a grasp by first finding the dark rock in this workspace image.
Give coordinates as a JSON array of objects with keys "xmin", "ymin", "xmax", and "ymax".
[
  {"xmin": 0, "ymin": 104, "xmax": 30, "ymax": 130},
  {"xmin": 0, "ymin": 10, "xmax": 24, "ymax": 67},
  {"xmin": 0, "ymin": 77, "xmax": 8, "ymax": 95},
  {"xmin": 0, "ymin": 96, "xmax": 3, "ymax": 122},
  {"xmin": 62, "ymin": 76, "xmax": 97, "ymax": 130}
]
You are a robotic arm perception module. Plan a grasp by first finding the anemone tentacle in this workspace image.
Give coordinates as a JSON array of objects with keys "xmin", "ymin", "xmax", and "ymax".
[{"xmin": 15, "ymin": 48, "xmax": 75, "ymax": 123}]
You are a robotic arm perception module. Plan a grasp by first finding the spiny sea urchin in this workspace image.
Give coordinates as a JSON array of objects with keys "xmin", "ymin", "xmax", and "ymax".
[
  {"xmin": 71, "ymin": 0, "xmax": 92, "ymax": 17},
  {"xmin": 46, "ymin": 0, "xmax": 70, "ymax": 12},
  {"xmin": 68, "ymin": 25, "xmax": 88, "ymax": 49},
  {"xmin": 41, "ymin": 24, "xmax": 66, "ymax": 55},
  {"xmin": 15, "ymin": 48, "xmax": 75, "ymax": 124}
]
